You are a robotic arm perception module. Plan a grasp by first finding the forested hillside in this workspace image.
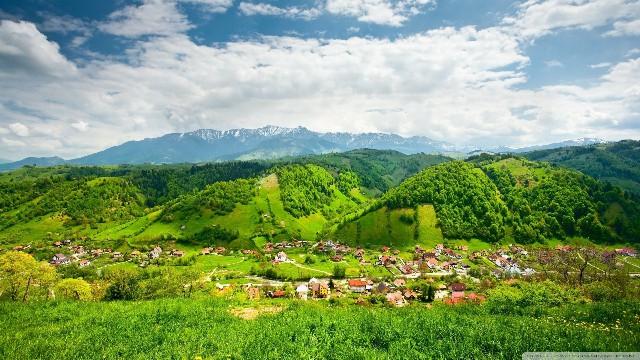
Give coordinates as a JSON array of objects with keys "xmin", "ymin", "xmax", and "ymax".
[
  {"xmin": 522, "ymin": 140, "xmax": 640, "ymax": 194},
  {"xmin": 1, "ymin": 150, "xmax": 639, "ymax": 251},
  {"xmin": 276, "ymin": 149, "xmax": 451, "ymax": 196},
  {"xmin": 383, "ymin": 161, "xmax": 506, "ymax": 242},
  {"xmin": 380, "ymin": 156, "xmax": 640, "ymax": 244}
]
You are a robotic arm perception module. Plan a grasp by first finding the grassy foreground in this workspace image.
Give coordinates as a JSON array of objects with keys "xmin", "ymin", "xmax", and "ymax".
[{"xmin": 1, "ymin": 298, "xmax": 639, "ymax": 359}]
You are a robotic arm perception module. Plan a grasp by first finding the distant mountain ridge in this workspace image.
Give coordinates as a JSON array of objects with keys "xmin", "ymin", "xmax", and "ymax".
[{"xmin": 0, "ymin": 125, "xmax": 608, "ymax": 171}]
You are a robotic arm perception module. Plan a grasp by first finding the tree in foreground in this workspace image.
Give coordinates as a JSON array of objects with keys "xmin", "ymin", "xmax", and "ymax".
[{"xmin": 0, "ymin": 252, "xmax": 57, "ymax": 302}]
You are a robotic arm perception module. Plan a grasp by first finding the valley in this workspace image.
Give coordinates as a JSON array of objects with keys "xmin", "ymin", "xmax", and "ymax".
[{"xmin": 1, "ymin": 147, "xmax": 639, "ymax": 358}]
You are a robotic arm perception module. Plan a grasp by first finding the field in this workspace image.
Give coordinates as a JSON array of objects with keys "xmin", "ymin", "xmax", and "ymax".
[
  {"xmin": 334, "ymin": 205, "xmax": 449, "ymax": 250},
  {"xmin": 0, "ymin": 299, "xmax": 638, "ymax": 359}
]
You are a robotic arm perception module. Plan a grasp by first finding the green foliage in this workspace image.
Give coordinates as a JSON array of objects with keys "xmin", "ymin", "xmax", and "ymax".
[
  {"xmin": 303, "ymin": 255, "xmax": 316, "ymax": 265},
  {"xmin": 280, "ymin": 149, "xmax": 451, "ymax": 194},
  {"xmin": 332, "ymin": 264, "xmax": 346, "ymax": 279},
  {"xmin": 0, "ymin": 299, "xmax": 638, "ymax": 359},
  {"xmin": 383, "ymin": 161, "xmax": 506, "ymax": 241},
  {"xmin": 523, "ymin": 140, "xmax": 640, "ymax": 194},
  {"xmin": 54, "ymin": 279, "xmax": 93, "ymax": 301},
  {"xmin": 336, "ymin": 169, "xmax": 360, "ymax": 194},
  {"xmin": 165, "ymin": 178, "xmax": 255, "ymax": 217},
  {"xmin": 487, "ymin": 280, "xmax": 585, "ymax": 315},
  {"xmin": 485, "ymin": 158, "xmax": 640, "ymax": 243},
  {"xmin": 0, "ymin": 252, "xmax": 57, "ymax": 302},
  {"xmin": 190, "ymin": 225, "xmax": 240, "ymax": 244},
  {"xmin": 276, "ymin": 164, "xmax": 335, "ymax": 218}
]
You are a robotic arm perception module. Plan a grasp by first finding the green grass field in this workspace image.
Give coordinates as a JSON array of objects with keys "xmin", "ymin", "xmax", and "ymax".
[
  {"xmin": 0, "ymin": 299, "xmax": 637, "ymax": 359},
  {"xmin": 334, "ymin": 205, "xmax": 445, "ymax": 250},
  {"xmin": 416, "ymin": 204, "xmax": 444, "ymax": 246}
]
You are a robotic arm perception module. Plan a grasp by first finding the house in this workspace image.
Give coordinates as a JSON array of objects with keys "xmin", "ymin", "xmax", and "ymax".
[
  {"xmin": 172, "ymin": 250, "xmax": 186, "ymax": 257},
  {"xmin": 427, "ymin": 257, "xmax": 439, "ymax": 269},
  {"xmin": 91, "ymin": 249, "xmax": 102, "ymax": 257},
  {"xmin": 440, "ymin": 261, "xmax": 456, "ymax": 270},
  {"xmin": 348, "ymin": 279, "xmax": 367, "ymax": 293},
  {"xmin": 79, "ymin": 260, "xmax": 91, "ymax": 267},
  {"xmin": 616, "ymin": 247, "xmax": 638, "ymax": 257},
  {"xmin": 375, "ymin": 283, "xmax": 390, "ymax": 294},
  {"xmin": 403, "ymin": 289, "xmax": 419, "ymax": 300},
  {"xmin": 296, "ymin": 284, "xmax": 309, "ymax": 300},
  {"xmin": 53, "ymin": 241, "xmax": 62, "ymax": 247},
  {"xmin": 556, "ymin": 245, "xmax": 572, "ymax": 251},
  {"xmin": 386, "ymin": 291, "xmax": 405, "ymax": 307},
  {"xmin": 13, "ymin": 245, "xmax": 23, "ymax": 251},
  {"xmin": 63, "ymin": 239, "xmax": 71, "ymax": 245},
  {"xmin": 450, "ymin": 283, "xmax": 466, "ymax": 299},
  {"xmin": 149, "ymin": 246, "xmax": 162, "ymax": 259},
  {"xmin": 444, "ymin": 297, "xmax": 464, "ymax": 305},
  {"xmin": 248, "ymin": 287, "xmax": 260, "ymax": 300},
  {"xmin": 200, "ymin": 248, "xmax": 211, "ymax": 255},
  {"xmin": 51, "ymin": 254, "xmax": 70, "ymax": 266},
  {"xmin": 331, "ymin": 255, "xmax": 343, "ymax": 262},
  {"xmin": 381, "ymin": 246, "xmax": 390, "ymax": 253},
  {"xmin": 53, "ymin": 253, "xmax": 67, "ymax": 261},
  {"xmin": 414, "ymin": 245, "xmax": 426, "ymax": 253},
  {"xmin": 393, "ymin": 278, "xmax": 406, "ymax": 288},
  {"xmin": 310, "ymin": 282, "xmax": 329, "ymax": 298},
  {"xmin": 214, "ymin": 247, "xmax": 227, "ymax": 254},
  {"xmin": 468, "ymin": 293, "xmax": 486, "ymax": 302},
  {"xmin": 354, "ymin": 249, "xmax": 365, "ymax": 259},
  {"xmin": 275, "ymin": 252, "xmax": 288, "ymax": 262},
  {"xmin": 401, "ymin": 265, "xmax": 414, "ymax": 274},
  {"xmin": 113, "ymin": 252, "xmax": 123, "ymax": 259},
  {"xmin": 131, "ymin": 250, "xmax": 141, "ymax": 257},
  {"xmin": 269, "ymin": 290, "xmax": 286, "ymax": 298},
  {"xmin": 393, "ymin": 250, "xmax": 400, "ymax": 255},
  {"xmin": 366, "ymin": 279, "xmax": 375, "ymax": 292}
]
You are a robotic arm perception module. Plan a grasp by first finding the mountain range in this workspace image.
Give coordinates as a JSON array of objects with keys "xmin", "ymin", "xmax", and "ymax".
[{"xmin": 0, "ymin": 125, "xmax": 606, "ymax": 171}]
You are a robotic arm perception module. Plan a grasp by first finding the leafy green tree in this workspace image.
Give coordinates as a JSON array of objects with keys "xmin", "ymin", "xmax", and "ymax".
[
  {"xmin": 0, "ymin": 252, "xmax": 57, "ymax": 302},
  {"xmin": 332, "ymin": 264, "xmax": 346, "ymax": 279},
  {"xmin": 55, "ymin": 278, "xmax": 93, "ymax": 301}
]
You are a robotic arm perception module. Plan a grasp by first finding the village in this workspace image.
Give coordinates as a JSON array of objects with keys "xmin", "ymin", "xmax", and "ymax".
[{"xmin": 6, "ymin": 236, "xmax": 639, "ymax": 307}]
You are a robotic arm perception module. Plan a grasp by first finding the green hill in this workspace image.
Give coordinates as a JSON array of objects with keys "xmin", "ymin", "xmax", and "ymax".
[
  {"xmin": 1, "ymin": 151, "xmax": 639, "ymax": 253},
  {"xmin": 522, "ymin": 140, "xmax": 640, "ymax": 194}
]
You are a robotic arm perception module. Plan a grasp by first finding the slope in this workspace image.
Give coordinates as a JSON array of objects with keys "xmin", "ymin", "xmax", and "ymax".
[{"xmin": 522, "ymin": 140, "xmax": 640, "ymax": 194}]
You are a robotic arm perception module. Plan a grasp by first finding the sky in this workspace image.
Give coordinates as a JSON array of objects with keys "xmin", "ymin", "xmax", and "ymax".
[{"xmin": 0, "ymin": 0, "xmax": 639, "ymax": 160}]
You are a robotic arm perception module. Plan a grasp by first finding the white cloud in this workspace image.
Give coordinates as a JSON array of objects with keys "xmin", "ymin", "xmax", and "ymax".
[
  {"xmin": 627, "ymin": 48, "xmax": 640, "ymax": 57},
  {"xmin": 590, "ymin": 62, "xmax": 611, "ymax": 68},
  {"xmin": 99, "ymin": 0, "xmax": 193, "ymax": 38},
  {"xmin": 71, "ymin": 121, "xmax": 89, "ymax": 132},
  {"xmin": 1, "ymin": 16, "xmax": 640, "ymax": 159},
  {"xmin": 1, "ymin": 137, "xmax": 27, "ymax": 147},
  {"xmin": 39, "ymin": 14, "xmax": 91, "ymax": 35},
  {"xmin": 238, "ymin": 2, "xmax": 322, "ymax": 20},
  {"xmin": 0, "ymin": 20, "xmax": 78, "ymax": 77},
  {"xmin": 9, "ymin": 123, "xmax": 29, "ymax": 137},
  {"xmin": 326, "ymin": 0, "xmax": 435, "ymax": 26},
  {"xmin": 545, "ymin": 59, "xmax": 563, "ymax": 67},
  {"xmin": 181, "ymin": 0, "xmax": 234, "ymax": 13},
  {"xmin": 606, "ymin": 18, "xmax": 640, "ymax": 36},
  {"xmin": 511, "ymin": 0, "xmax": 640, "ymax": 39}
]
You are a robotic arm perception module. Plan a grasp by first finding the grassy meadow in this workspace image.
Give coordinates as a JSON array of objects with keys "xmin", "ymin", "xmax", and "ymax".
[{"xmin": 0, "ymin": 298, "xmax": 638, "ymax": 359}]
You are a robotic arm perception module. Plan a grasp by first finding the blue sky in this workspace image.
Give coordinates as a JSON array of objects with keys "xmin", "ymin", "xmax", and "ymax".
[{"xmin": 0, "ymin": 0, "xmax": 639, "ymax": 160}]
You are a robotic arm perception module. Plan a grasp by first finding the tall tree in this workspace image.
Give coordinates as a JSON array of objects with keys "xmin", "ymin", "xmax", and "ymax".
[{"xmin": 0, "ymin": 252, "xmax": 57, "ymax": 302}]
